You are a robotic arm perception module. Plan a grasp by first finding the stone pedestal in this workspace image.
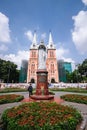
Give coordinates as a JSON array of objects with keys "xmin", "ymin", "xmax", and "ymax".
[
  {"xmin": 36, "ymin": 69, "xmax": 49, "ymax": 95},
  {"xmin": 30, "ymin": 69, "xmax": 54, "ymax": 100}
]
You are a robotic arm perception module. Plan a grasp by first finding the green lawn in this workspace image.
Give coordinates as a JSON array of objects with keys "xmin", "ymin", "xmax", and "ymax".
[{"xmin": 49, "ymin": 87, "xmax": 87, "ymax": 93}]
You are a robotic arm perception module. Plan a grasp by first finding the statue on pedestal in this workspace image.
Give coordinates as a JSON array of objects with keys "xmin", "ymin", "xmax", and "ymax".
[
  {"xmin": 30, "ymin": 40, "xmax": 54, "ymax": 100},
  {"xmin": 38, "ymin": 41, "xmax": 46, "ymax": 70}
]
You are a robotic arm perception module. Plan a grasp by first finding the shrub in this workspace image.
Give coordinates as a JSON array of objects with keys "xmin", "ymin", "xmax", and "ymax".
[
  {"xmin": 61, "ymin": 94, "xmax": 87, "ymax": 104},
  {"xmin": 0, "ymin": 94, "xmax": 24, "ymax": 104},
  {"xmin": 2, "ymin": 102, "xmax": 82, "ymax": 130}
]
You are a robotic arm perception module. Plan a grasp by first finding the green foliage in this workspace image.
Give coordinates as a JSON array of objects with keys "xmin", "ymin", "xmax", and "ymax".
[
  {"xmin": 66, "ymin": 59, "xmax": 87, "ymax": 83},
  {"xmin": 0, "ymin": 94, "xmax": 24, "ymax": 104},
  {"xmin": 0, "ymin": 58, "xmax": 19, "ymax": 83},
  {"xmin": 49, "ymin": 87, "xmax": 87, "ymax": 93},
  {"xmin": 2, "ymin": 102, "xmax": 82, "ymax": 130},
  {"xmin": 61, "ymin": 94, "xmax": 87, "ymax": 104},
  {"xmin": 0, "ymin": 88, "xmax": 27, "ymax": 93}
]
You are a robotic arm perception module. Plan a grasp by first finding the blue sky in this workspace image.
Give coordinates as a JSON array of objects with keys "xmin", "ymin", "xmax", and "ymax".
[{"xmin": 0, "ymin": 0, "xmax": 87, "ymax": 69}]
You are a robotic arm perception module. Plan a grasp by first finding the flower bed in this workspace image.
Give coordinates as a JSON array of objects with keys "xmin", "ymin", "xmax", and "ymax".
[
  {"xmin": 2, "ymin": 102, "xmax": 82, "ymax": 130},
  {"xmin": 61, "ymin": 94, "xmax": 87, "ymax": 104},
  {"xmin": 0, "ymin": 94, "xmax": 24, "ymax": 104}
]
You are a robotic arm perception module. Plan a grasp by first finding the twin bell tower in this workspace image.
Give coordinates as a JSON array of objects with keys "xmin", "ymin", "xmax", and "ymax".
[{"xmin": 27, "ymin": 31, "xmax": 59, "ymax": 84}]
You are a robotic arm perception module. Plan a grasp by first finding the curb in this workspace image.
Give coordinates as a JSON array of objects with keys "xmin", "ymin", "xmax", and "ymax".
[{"xmin": 79, "ymin": 114, "xmax": 87, "ymax": 130}]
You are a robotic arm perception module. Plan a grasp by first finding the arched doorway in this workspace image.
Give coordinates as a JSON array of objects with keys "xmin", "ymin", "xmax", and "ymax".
[
  {"xmin": 31, "ymin": 78, "xmax": 35, "ymax": 83},
  {"xmin": 51, "ymin": 78, "xmax": 55, "ymax": 83}
]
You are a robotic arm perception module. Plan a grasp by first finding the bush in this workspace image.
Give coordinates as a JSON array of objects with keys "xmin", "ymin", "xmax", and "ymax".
[
  {"xmin": 61, "ymin": 94, "xmax": 87, "ymax": 104},
  {"xmin": 2, "ymin": 102, "xmax": 82, "ymax": 130},
  {"xmin": 0, "ymin": 94, "xmax": 24, "ymax": 104}
]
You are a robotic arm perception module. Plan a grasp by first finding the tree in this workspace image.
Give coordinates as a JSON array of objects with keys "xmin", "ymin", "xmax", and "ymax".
[
  {"xmin": 66, "ymin": 70, "xmax": 81, "ymax": 83},
  {"xmin": 0, "ymin": 59, "xmax": 19, "ymax": 83},
  {"xmin": 66, "ymin": 59, "xmax": 87, "ymax": 83},
  {"xmin": 78, "ymin": 59, "xmax": 87, "ymax": 82}
]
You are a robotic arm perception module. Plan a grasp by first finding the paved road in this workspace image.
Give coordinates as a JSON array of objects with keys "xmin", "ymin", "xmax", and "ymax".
[{"xmin": 0, "ymin": 91, "xmax": 87, "ymax": 130}]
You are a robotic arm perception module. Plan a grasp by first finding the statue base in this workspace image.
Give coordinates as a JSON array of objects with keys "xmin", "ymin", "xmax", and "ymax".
[
  {"xmin": 30, "ymin": 94, "xmax": 54, "ymax": 100},
  {"xmin": 36, "ymin": 69, "xmax": 49, "ymax": 95},
  {"xmin": 30, "ymin": 69, "xmax": 54, "ymax": 100}
]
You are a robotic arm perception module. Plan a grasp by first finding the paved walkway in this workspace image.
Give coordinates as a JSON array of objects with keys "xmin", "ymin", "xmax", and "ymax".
[{"xmin": 0, "ymin": 91, "xmax": 87, "ymax": 130}]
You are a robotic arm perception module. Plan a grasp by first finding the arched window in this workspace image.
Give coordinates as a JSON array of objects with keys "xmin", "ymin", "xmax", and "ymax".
[
  {"xmin": 31, "ymin": 78, "xmax": 35, "ymax": 83},
  {"xmin": 31, "ymin": 63, "xmax": 35, "ymax": 75},
  {"xmin": 31, "ymin": 63, "xmax": 35, "ymax": 70},
  {"xmin": 51, "ymin": 78, "xmax": 55, "ymax": 83},
  {"xmin": 50, "ymin": 63, "xmax": 54, "ymax": 74},
  {"xmin": 32, "ymin": 51, "xmax": 36, "ymax": 57},
  {"xmin": 50, "ymin": 51, "xmax": 54, "ymax": 57}
]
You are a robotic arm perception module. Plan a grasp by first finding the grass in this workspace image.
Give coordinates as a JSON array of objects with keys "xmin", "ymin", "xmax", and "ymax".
[
  {"xmin": 49, "ymin": 87, "xmax": 87, "ymax": 93},
  {"xmin": 0, "ymin": 87, "xmax": 87, "ymax": 95},
  {"xmin": 0, "ymin": 87, "xmax": 27, "ymax": 93}
]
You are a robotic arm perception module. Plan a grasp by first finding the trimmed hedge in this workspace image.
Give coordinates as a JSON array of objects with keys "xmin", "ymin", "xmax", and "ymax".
[
  {"xmin": 0, "ymin": 94, "xmax": 24, "ymax": 104},
  {"xmin": 0, "ymin": 88, "xmax": 27, "ymax": 93},
  {"xmin": 61, "ymin": 94, "xmax": 87, "ymax": 104},
  {"xmin": 49, "ymin": 87, "xmax": 87, "ymax": 93},
  {"xmin": 2, "ymin": 102, "xmax": 82, "ymax": 130}
]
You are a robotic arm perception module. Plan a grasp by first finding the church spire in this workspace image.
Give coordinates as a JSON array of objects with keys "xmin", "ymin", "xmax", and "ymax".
[
  {"xmin": 49, "ymin": 31, "xmax": 53, "ymax": 46},
  {"xmin": 30, "ymin": 31, "xmax": 37, "ymax": 49},
  {"xmin": 32, "ymin": 30, "xmax": 37, "ymax": 45},
  {"xmin": 47, "ymin": 31, "xmax": 55, "ymax": 49}
]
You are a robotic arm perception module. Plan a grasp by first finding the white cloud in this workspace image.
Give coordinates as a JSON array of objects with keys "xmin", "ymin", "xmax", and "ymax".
[
  {"xmin": 56, "ymin": 47, "xmax": 74, "ymax": 63},
  {"xmin": 82, "ymin": 0, "xmax": 87, "ymax": 5},
  {"xmin": 56, "ymin": 47, "xmax": 69, "ymax": 59},
  {"xmin": 56, "ymin": 47, "xmax": 75, "ymax": 71},
  {"xmin": 25, "ymin": 30, "xmax": 33, "ymax": 42},
  {"xmin": 0, "ymin": 47, "xmax": 75, "ymax": 70},
  {"xmin": 0, "ymin": 12, "xmax": 11, "ymax": 43},
  {"xmin": 72, "ymin": 10, "xmax": 87, "ymax": 54},
  {"xmin": 0, "ymin": 50, "xmax": 29, "ymax": 69}
]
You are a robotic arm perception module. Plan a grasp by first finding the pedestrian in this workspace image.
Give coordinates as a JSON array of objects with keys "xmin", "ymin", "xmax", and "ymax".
[{"xmin": 28, "ymin": 83, "xmax": 33, "ymax": 97}]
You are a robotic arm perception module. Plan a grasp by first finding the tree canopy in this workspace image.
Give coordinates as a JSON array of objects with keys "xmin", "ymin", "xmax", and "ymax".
[
  {"xmin": 0, "ymin": 58, "xmax": 19, "ymax": 83},
  {"xmin": 66, "ymin": 59, "xmax": 87, "ymax": 83}
]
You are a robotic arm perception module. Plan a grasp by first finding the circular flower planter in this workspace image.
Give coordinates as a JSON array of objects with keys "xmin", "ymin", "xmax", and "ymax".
[{"xmin": 1, "ymin": 102, "xmax": 82, "ymax": 130}]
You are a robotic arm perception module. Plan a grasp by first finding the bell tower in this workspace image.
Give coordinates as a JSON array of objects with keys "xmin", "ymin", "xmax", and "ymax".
[
  {"xmin": 46, "ymin": 32, "xmax": 59, "ymax": 83},
  {"xmin": 27, "ymin": 31, "xmax": 59, "ymax": 83},
  {"xmin": 27, "ymin": 31, "xmax": 38, "ymax": 83}
]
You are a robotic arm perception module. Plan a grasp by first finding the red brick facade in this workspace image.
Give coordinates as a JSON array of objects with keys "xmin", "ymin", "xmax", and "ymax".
[
  {"xmin": 46, "ymin": 49, "xmax": 59, "ymax": 83},
  {"xmin": 27, "ymin": 32, "xmax": 59, "ymax": 83},
  {"xmin": 27, "ymin": 47, "xmax": 59, "ymax": 83}
]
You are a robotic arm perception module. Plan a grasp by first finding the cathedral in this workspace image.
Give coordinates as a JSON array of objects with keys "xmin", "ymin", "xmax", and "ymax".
[{"xmin": 27, "ymin": 32, "xmax": 59, "ymax": 83}]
